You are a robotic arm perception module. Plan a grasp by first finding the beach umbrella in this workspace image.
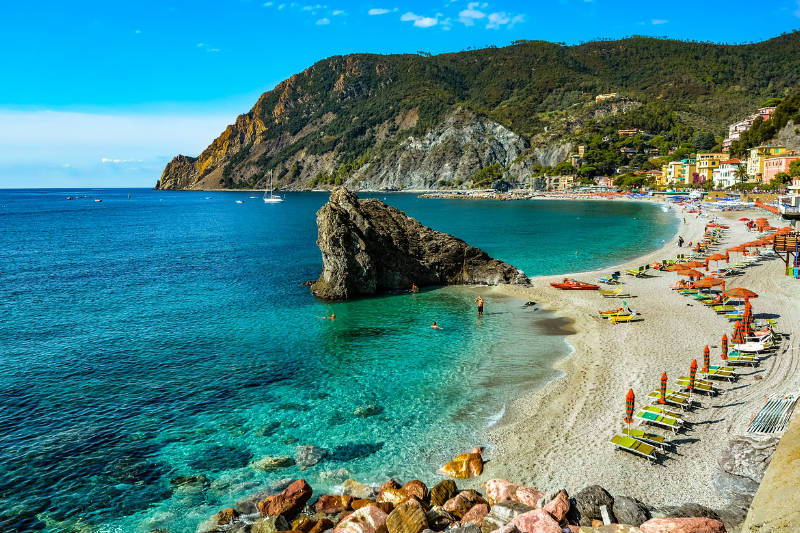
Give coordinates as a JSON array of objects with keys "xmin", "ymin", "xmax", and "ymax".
[
  {"xmin": 724, "ymin": 288, "xmax": 758, "ymax": 301},
  {"xmin": 624, "ymin": 389, "xmax": 635, "ymax": 425},
  {"xmin": 742, "ymin": 304, "xmax": 754, "ymax": 337},
  {"xmin": 665, "ymin": 264, "xmax": 689, "ymax": 272},
  {"xmin": 689, "ymin": 360, "xmax": 698, "ymax": 395},
  {"xmin": 732, "ymin": 320, "xmax": 746, "ymax": 345},
  {"xmin": 707, "ymin": 253, "xmax": 728, "ymax": 265},
  {"xmin": 695, "ymin": 277, "xmax": 725, "ymax": 290},
  {"xmin": 703, "ymin": 346, "xmax": 710, "ymax": 373},
  {"xmin": 678, "ymin": 268, "xmax": 702, "ymax": 280},
  {"xmin": 683, "ymin": 260, "xmax": 706, "ymax": 268},
  {"xmin": 738, "ymin": 218, "xmax": 750, "ymax": 221},
  {"xmin": 659, "ymin": 372, "xmax": 667, "ymax": 404},
  {"xmin": 721, "ymin": 334, "xmax": 728, "ymax": 360}
]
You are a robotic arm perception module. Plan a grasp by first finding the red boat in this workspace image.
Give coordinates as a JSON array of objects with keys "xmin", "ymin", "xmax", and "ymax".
[{"xmin": 550, "ymin": 278, "xmax": 600, "ymax": 290}]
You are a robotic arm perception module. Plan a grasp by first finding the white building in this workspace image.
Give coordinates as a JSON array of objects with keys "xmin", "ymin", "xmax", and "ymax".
[{"xmin": 712, "ymin": 158, "xmax": 743, "ymax": 189}]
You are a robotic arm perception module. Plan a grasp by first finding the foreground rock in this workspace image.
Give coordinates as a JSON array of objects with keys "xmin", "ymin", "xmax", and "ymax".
[{"xmin": 311, "ymin": 187, "xmax": 528, "ymax": 300}]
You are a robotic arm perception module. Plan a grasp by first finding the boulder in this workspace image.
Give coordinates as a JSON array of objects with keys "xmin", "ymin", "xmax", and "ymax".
[
  {"xmin": 386, "ymin": 500, "xmax": 428, "ymax": 533},
  {"xmin": 315, "ymin": 494, "xmax": 353, "ymax": 514},
  {"xmin": 311, "ymin": 187, "xmax": 529, "ymax": 300},
  {"xmin": 493, "ymin": 526, "xmax": 520, "ymax": 533},
  {"xmin": 426, "ymin": 506, "xmax": 457, "ymax": 531},
  {"xmin": 354, "ymin": 405, "xmax": 383, "ymax": 418},
  {"xmin": 514, "ymin": 486, "xmax": 544, "ymax": 508},
  {"xmin": 290, "ymin": 515, "xmax": 315, "ymax": 532},
  {"xmin": 401, "ymin": 480, "xmax": 428, "ymax": 502},
  {"xmin": 543, "ymin": 490, "xmax": 570, "ymax": 524},
  {"xmin": 714, "ymin": 434, "xmax": 778, "ymax": 505},
  {"xmin": 377, "ymin": 488, "xmax": 408, "ymax": 505},
  {"xmin": 482, "ymin": 479, "xmax": 518, "ymax": 505},
  {"xmin": 380, "ymin": 479, "xmax": 401, "ymax": 491},
  {"xmin": 639, "ymin": 517, "xmax": 726, "ymax": 533},
  {"xmin": 252, "ymin": 456, "xmax": 295, "ymax": 471},
  {"xmin": 352, "ymin": 499, "xmax": 377, "ymax": 510},
  {"xmin": 333, "ymin": 505, "xmax": 389, "ymax": 533},
  {"xmin": 295, "ymin": 446, "xmax": 328, "ymax": 470},
  {"xmin": 214, "ymin": 508, "xmax": 239, "ymax": 525},
  {"xmin": 577, "ymin": 526, "xmax": 643, "ymax": 532},
  {"xmin": 568, "ymin": 486, "xmax": 615, "ymax": 526},
  {"xmin": 612, "ymin": 496, "xmax": 650, "ymax": 527},
  {"xmin": 429, "ymin": 480, "xmax": 457, "ymax": 507},
  {"xmin": 461, "ymin": 503, "xmax": 489, "ymax": 526},
  {"xmin": 658, "ymin": 504, "xmax": 719, "ymax": 521},
  {"xmin": 439, "ymin": 453, "xmax": 484, "ymax": 479},
  {"xmin": 510, "ymin": 509, "xmax": 563, "ymax": 533},
  {"xmin": 443, "ymin": 490, "xmax": 487, "ymax": 519},
  {"xmin": 249, "ymin": 515, "xmax": 290, "ymax": 533},
  {"xmin": 257, "ymin": 479, "xmax": 313, "ymax": 520},
  {"xmin": 342, "ymin": 479, "xmax": 376, "ymax": 499},
  {"xmin": 447, "ymin": 526, "xmax": 481, "ymax": 533},
  {"xmin": 308, "ymin": 518, "xmax": 335, "ymax": 532},
  {"xmin": 481, "ymin": 501, "xmax": 534, "ymax": 533}
]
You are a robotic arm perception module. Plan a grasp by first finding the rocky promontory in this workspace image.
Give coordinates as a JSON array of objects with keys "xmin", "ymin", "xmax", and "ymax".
[{"xmin": 310, "ymin": 187, "xmax": 528, "ymax": 300}]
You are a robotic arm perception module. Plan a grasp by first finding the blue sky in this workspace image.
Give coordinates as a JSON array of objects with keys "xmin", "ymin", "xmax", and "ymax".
[{"xmin": 2, "ymin": 0, "xmax": 800, "ymax": 187}]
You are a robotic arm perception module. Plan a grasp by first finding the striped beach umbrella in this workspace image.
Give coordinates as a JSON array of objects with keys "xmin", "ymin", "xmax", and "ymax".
[
  {"xmin": 624, "ymin": 389, "xmax": 635, "ymax": 425},
  {"xmin": 721, "ymin": 334, "xmax": 728, "ymax": 360},
  {"xmin": 689, "ymin": 360, "xmax": 698, "ymax": 395},
  {"xmin": 742, "ymin": 306, "xmax": 754, "ymax": 338},
  {"xmin": 732, "ymin": 320, "xmax": 746, "ymax": 345},
  {"xmin": 659, "ymin": 372, "xmax": 667, "ymax": 404},
  {"xmin": 703, "ymin": 346, "xmax": 710, "ymax": 373}
]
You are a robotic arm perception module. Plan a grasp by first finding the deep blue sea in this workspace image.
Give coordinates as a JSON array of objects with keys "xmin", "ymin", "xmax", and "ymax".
[{"xmin": 0, "ymin": 189, "xmax": 677, "ymax": 533}]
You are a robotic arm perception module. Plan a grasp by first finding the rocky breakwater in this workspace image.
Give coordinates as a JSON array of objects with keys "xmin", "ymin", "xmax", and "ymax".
[
  {"xmin": 310, "ymin": 187, "xmax": 529, "ymax": 300},
  {"xmin": 196, "ymin": 474, "xmax": 732, "ymax": 533}
]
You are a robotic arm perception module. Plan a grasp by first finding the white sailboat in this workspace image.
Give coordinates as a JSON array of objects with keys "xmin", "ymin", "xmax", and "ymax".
[{"xmin": 263, "ymin": 170, "xmax": 284, "ymax": 203}]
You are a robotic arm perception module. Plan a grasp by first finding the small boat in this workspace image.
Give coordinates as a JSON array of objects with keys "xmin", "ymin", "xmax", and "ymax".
[
  {"xmin": 263, "ymin": 170, "xmax": 284, "ymax": 204},
  {"xmin": 550, "ymin": 278, "xmax": 600, "ymax": 290},
  {"xmin": 94, "ymin": 199, "xmax": 102, "ymax": 203},
  {"xmin": 65, "ymin": 196, "xmax": 74, "ymax": 200},
  {"xmin": 235, "ymin": 200, "xmax": 244, "ymax": 204}
]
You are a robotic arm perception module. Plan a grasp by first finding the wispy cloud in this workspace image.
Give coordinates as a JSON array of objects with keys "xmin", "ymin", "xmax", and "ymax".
[
  {"xmin": 101, "ymin": 158, "xmax": 143, "ymax": 164},
  {"xmin": 332, "ymin": 10, "xmax": 345, "ymax": 15},
  {"xmin": 651, "ymin": 19, "xmax": 668, "ymax": 25},
  {"xmin": 368, "ymin": 8, "xmax": 391, "ymax": 15},
  {"xmin": 196, "ymin": 42, "xmax": 221, "ymax": 53},
  {"xmin": 401, "ymin": 11, "xmax": 438, "ymax": 28},
  {"xmin": 795, "ymin": 0, "xmax": 800, "ymax": 17},
  {"xmin": 316, "ymin": 17, "xmax": 331, "ymax": 24},
  {"xmin": 459, "ymin": 2, "xmax": 486, "ymax": 26}
]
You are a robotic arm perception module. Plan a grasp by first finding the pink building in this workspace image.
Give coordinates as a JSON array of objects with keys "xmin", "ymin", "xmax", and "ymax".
[
  {"xmin": 758, "ymin": 106, "xmax": 777, "ymax": 121},
  {"xmin": 596, "ymin": 176, "xmax": 615, "ymax": 188},
  {"xmin": 762, "ymin": 154, "xmax": 800, "ymax": 184}
]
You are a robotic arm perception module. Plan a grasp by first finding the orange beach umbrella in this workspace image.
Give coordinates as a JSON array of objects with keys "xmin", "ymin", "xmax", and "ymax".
[
  {"xmin": 732, "ymin": 321, "xmax": 746, "ymax": 345},
  {"xmin": 678, "ymin": 268, "xmax": 703, "ymax": 280},
  {"xmin": 659, "ymin": 372, "xmax": 667, "ymax": 404},
  {"xmin": 665, "ymin": 264, "xmax": 690, "ymax": 272},
  {"xmin": 682, "ymin": 261, "xmax": 706, "ymax": 268},
  {"xmin": 724, "ymin": 288, "xmax": 758, "ymax": 301},
  {"xmin": 624, "ymin": 389, "xmax": 635, "ymax": 425}
]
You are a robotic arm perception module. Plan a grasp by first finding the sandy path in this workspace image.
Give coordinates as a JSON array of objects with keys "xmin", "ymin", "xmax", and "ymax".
[{"xmin": 479, "ymin": 203, "xmax": 799, "ymax": 510}]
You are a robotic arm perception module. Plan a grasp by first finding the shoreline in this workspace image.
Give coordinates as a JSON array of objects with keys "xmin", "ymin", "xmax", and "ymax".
[{"xmin": 480, "ymin": 203, "xmax": 799, "ymax": 516}]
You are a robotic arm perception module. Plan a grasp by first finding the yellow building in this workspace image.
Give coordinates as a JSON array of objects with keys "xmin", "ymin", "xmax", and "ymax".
[
  {"xmin": 695, "ymin": 153, "xmax": 727, "ymax": 183},
  {"xmin": 746, "ymin": 145, "xmax": 789, "ymax": 181}
]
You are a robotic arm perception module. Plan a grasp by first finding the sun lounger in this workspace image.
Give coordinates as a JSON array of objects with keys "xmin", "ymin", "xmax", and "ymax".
[
  {"xmin": 713, "ymin": 305, "xmax": 736, "ymax": 313},
  {"xmin": 647, "ymin": 390, "xmax": 691, "ymax": 411},
  {"xmin": 725, "ymin": 352, "xmax": 758, "ymax": 366},
  {"xmin": 597, "ymin": 271, "xmax": 621, "ymax": 284},
  {"xmin": 642, "ymin": 405, "xmax": 684, "ymax": 421},
  {"xmin": 732, "ymin": 339, "xmax": 773, "ymax": 353},
  {"xmin": 635, "ymin": 409, "xmax": 682, "ymax": 433},
  {"xmin": 610, "ymin": 434, "xmax": 657, "ymax": 462},
  {"xmin": 622, "ymin": 427, "xmax": 667, "ymax": 450},
  {"xmin": 598, "ymin": 286, "xmax": 629, "ymax": 298},
  {"xmin": 698, "ymin": 367, "xmax": 736, "ymax": 382},
  {"xmin": 677, "ymin": 377, "xmax": 717, "ymax": 395},
  {"xmin": 625, "ymin": 265, "xmax": 650, "ymax": 277},
  {"xmin": 610, "ymin": 313, "xmax": 641, "ymax": 324}
]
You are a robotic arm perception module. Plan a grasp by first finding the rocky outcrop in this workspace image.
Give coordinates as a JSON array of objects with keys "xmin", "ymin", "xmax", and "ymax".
[{"xmin": 311, "ymin": 187, "xmax": 528, "ymax": 300}]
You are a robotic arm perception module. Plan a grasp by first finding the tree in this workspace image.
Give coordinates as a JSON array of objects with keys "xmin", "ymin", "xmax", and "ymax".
[
  {"xmin": 789, "ymin": 159, "xmax": 800, "ymax": 177},
  {"xmin": 692, "ymin": 131, "xmax": 716, "ymax": 152},
  {"xmin": 578, "ymin": 164, "xmax": 598, "ymax": 176},
  {"xmin": 734, "ymin": 164, "xmax": 749, "ymax": 185}
]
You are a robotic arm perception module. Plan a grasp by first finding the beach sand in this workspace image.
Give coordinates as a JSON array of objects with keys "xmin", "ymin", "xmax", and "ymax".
[{"xmin": 480, "ymin": 203, "xmax": 800, "ymax": 511}]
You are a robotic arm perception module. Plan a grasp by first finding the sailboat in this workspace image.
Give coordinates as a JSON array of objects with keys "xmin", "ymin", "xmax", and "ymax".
[{"xmin": 263, "ymin": 170, "xmax": 284, "ymax": 203}]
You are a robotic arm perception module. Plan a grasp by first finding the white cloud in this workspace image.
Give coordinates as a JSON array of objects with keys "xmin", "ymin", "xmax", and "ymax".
[
  {"xmin": 651, "ymin": 19, "xmax": 668, "ymax": 24},
  {"xmin": 101, "ymin": 158, "xmax": 143, "ymax": 164},
  {"xmin": 400, "ymin": 11, "xmax": 438, "ymax": 27},
  {"xmin": 486, "ymin": 11, "xmax": 510, "ymax": 29},
  {"xmin": 316, "ymin": 17, "xmax": 331, "ymax": 24},
  {"xmin": 263, "ymin": 1, "xmax": 273, "ymax": 5},
  {"xmin": 134, "ymin": 29, "xmax": 141, "ymax": 34},
  {"xmin": 509, "ymin": 13, "xmax": 524, "ymax": 27},
  {"xmin": 332, "ymin": 10, "xmax": 345, "ymax": 15},
  {"xmin": 458, "ymin": 2, "xmax": 486, "ymax": 26},
  {"xmin": 368, "ymin": 8, "xmax": 390, "ymax": 15},
  {"xmin": 795, "ymin": 0, "xmax": 800, "ymax": 17}
]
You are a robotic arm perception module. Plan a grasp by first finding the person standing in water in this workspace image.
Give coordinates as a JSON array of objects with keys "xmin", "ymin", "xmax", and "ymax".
[
  {"xmin": 431, "ymin": 321, "xmax": 442, "ymax": 329},
  {"xmin": 475, "ymin": 296, "xmax": 484, "ymax": 316},
  {"xmin": 411, "ymin": 283, "xmax": 419, "ymax": 293}
]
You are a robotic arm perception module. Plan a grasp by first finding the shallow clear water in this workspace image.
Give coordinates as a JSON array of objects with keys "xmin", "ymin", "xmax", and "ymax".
[{"xmin": 0, "ymin": 189, "xmax": 677, "ymax": 533}]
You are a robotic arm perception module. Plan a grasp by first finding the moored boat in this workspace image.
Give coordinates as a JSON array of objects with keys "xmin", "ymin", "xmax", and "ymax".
[{"xmin": 550, "ymin": 278, "xmax": 600, "ymax": 290}]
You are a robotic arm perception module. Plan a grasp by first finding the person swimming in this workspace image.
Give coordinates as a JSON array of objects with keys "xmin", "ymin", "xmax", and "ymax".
[
  {"xmin": 321, "ymin": 313, "xmax": 335, "ymax": 319},
  {"xmin": 431, "ymin": 321, "xmax": 441, "ymax": 329}
]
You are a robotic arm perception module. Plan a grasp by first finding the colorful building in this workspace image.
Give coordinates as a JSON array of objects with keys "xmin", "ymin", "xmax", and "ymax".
[
  {"xmin": 712, "ymin": 158, "xmax": 743, "ymax": 189},
  {"xmin": 747, "ymin": 145, "xmax": 790, "ymax": 181},
  {"xmin": 758, "ymin": 106, "xmax": 777, "ymax": 121},
  {"xmin": 762, "ymin": 154, "xmax": 800, "ymax": 184},
  {"xmin": 695, "ymin": 153, "xmax": 727, "ymax": 182}
]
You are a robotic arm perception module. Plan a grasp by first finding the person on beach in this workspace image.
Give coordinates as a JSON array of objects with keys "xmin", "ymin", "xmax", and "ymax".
[
  {"xmin": 678, "ymin": 236, "xmax": 684, "ymax": 247},
  {"xmin": 431, "ymin": 321, "xmax": 442, "ymax": 329},
  {"xmin": 411, "ymin": 283, "xmax": 419, "ymax": 293},
  {"xmin": 475, "ymin": 296, "xmax": 484, "ymax": 316}
]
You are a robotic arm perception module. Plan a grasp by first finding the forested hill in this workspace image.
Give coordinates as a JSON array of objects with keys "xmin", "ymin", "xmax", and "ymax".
[{"xmin": 155, "ymin": 32, "xmax": 800, "ymax": 191}]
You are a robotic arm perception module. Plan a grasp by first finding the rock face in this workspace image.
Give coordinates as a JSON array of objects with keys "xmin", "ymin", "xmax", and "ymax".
[
  {"xmin": 713, "ymin": 434, "xmax": 778, "ymax": 509},
  {"xmin": 311, "ymin": 188, "xmax": 528, "ymax": 300}
]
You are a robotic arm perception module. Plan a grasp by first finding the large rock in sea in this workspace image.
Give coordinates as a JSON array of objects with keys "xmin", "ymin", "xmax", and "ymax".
[
  {"xmin": 257, "ymin": 479, "xmax": 313, "ymax": 520},
  {"xmin": 311, "ymin": 187, "xmax": 529, "ymax": 300}
]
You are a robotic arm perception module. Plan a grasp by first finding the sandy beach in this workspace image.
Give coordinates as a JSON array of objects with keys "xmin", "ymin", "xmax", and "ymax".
[{"xmin": 480, "ymin": 201, "xmax": 799, "ymax": 511}]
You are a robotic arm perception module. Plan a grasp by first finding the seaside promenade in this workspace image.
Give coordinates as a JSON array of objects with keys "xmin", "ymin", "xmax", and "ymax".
[{"xmin": 484, "ymin": 203, "xmax": 798, "ymax": 526}]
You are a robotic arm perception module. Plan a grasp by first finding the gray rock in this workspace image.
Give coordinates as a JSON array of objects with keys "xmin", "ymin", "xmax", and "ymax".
[
  {"xmin": 426, "ymin": 506, "xmax": 456, "ymax": 531},
  {"xmin": 660, "ymin": 503, "xmax": 720, "ymax": 521},
  {"xmin": 310, "ymin": 187, "xmax": 529, "ymax": 300},
  {"xmin": 448, "ymin": 525, "xmax": 481, "ymax": 533},
  {"xmin": 353, "ymin": 404, "xmax": 384, "ymax": 418},
  {"xmin": 714, "ymin": 434, "xmax": 779, "ymax": 508},
  {"xmin": 251, "ymin": 455, "xmax": 294, "ymax": 471},
  {"xmin": 295, "ymin": 445, "xmax": 328, "ymax": 470},
  {"xmin": 567, "ymin": 485, "xmax": 615, "ymax": 526},
  {"xmin": 481, "ymin": 501, "xmax": 533, "ymax": 533},
  {"xmin": 611, "ymin": 496, "xmax": 650, "ymax": 527},
  {"xmin": 247, "ymin": 515, "xmax": 290, "ymax": 533}
]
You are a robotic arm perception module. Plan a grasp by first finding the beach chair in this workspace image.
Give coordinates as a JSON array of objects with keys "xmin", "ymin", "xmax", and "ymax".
[
  {"xmin": 599, "ymin": 285, "xmax": 629, "ymax": 298},
  {"xmin": 597, "ymin": 271, "xmax": 621, "ymax": 284},
  {"xmin": 713, "ymin": 304, "xmax": 737, "ymax": 314},
  {"xmin": 725, "ymin": 351, "xmax": 758, "ymax": 366},
  {"xmin": 698, "ymin": 367, "xmax": 736, "ymax": 382},
  {"xmin": 625, "ymin": 265, "xmax": 649, "ymax": 277},
  {"xmin": 642, "ymin": 405, "xmax": 685, "ymax": 421},
  {"xmin": 703, "ymin": 297, "xmax": 729, "ymax": 307},
  {"xmin": 635, "ymin": 409, "xmax": 682, "ymax": 434},
  {"xmin": 647, "ymin": 390, "xmax": 691, "ymax": 411},
  {"xmin": 677, "ymin": 377, "xmax": 718, "ymax": 395},
  {"xmin": 610, "ymin": 434, "xmax": 657, "ymax": 462},
  {"xmin": 610, "ymin": 313, "xmax": 641, "ymax": 324},
  {"xmin": 622, "ymin": 427, "xmax": 667, "ymax": 450},
  {"xmin": 732, "ymin": 339, "xmax": 773, "ymax": 353}
]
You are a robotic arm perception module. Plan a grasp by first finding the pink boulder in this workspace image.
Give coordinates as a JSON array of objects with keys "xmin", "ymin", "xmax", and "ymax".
[
  {"xmin": 640, "ymin": 517, "xmax": 726, "ymax": 533},
  {"xmin": 443, "ymin": 490, "xmax": 487, "ymax": 519},
  {"xmin": 482, "ymin": 479, "xmax": 519, "ymax": 505},
  {"xmin": 333, "ymin": 505, "xmax": 389, "ymax": 533},
  {"xmin": 461, "ymin": 503, "xmax": 490, "ymax": 526},
  {"xmin": 511, "ymin": 509, "xmax": 563, "ymax": 533},
  {"xmin": 543, "ymin": 490, "xmax": 570, "ymax": 523},
  {"xmin": 514, "ymin": 485, "xmax": 545, "ymax": 508}
]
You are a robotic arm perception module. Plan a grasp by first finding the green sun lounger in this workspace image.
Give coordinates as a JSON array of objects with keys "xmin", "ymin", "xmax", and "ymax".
[
  {"xmin": 677, "ymin": 377, "xmax": 718, "ymax": 395},
  {"xmin": 610, "ymin": 434, "xmax": 657, "ymax": 462},
  {"xmin": 642, "ymin": 405, "xmax": 684, "ymax": 421},
  {"xmin": 725, "ymin": 352, "xmax": 758, "ymax": 366},
  {"xmin": 698, "ymin": 367, "xmax": 736, "ymax": 382},
  {"xmin": 714, "ymin": 305, "xmax": 736, "ymax": 313},
  {"xmin": 635, "ymin": 410, "xmax": 682, "ymax": 433},
  {"xmin": 622, "ymin": 427, "xmax": 667, "ymax": 450},
  {"xmin": 647, "ymin": 390, "xmax": 690, "ymax": 411}
]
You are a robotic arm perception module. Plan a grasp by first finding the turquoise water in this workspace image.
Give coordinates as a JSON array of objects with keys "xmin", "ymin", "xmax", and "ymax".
[{"xmin": 0, "ymin": 190, "xmax": 677, "ymax": 533}]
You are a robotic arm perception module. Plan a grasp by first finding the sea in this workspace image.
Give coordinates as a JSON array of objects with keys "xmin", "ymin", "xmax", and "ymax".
[{"xmin": 0, "ymin": 189, "xmax": 677, "ymax": 533}]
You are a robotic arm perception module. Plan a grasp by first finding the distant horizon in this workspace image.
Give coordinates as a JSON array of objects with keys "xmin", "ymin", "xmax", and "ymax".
[{"xmin": 3, "ymin": 0, "xmax": 800, "ymax": 188}]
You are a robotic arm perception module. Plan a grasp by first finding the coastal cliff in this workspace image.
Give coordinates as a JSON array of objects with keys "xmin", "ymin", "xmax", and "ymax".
[{"xmin": 310, "ymin": 187, "xmax": 528, "ymax": 300}]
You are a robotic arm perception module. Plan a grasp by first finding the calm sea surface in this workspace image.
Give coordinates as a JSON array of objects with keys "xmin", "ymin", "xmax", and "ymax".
[{"xmin": 0, "ymin": 189, "xmax": 677, "ymax": 532}]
